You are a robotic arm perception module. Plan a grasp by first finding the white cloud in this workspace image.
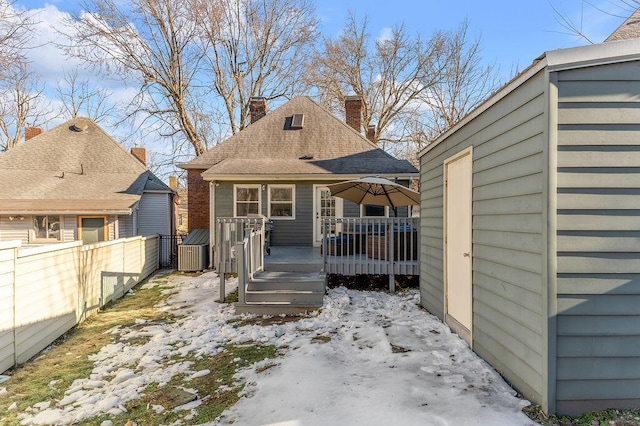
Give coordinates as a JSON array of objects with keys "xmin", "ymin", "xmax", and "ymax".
[{"xmin": 377, "ymin": 26, "xmax": 393, "ymax": 43}]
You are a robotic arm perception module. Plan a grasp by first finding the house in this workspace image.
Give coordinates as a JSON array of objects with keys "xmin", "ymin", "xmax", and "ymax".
[
  {"xmin": 418, "ymin": 37, "xmax": 640, "ymax": 416},
  {"xmin": 178, "ymin": 95, "xmax": 418, "ymax": 250},
  {"xmin": 0, "ymin": 117, "xmax": 176, "ymax": 245}
]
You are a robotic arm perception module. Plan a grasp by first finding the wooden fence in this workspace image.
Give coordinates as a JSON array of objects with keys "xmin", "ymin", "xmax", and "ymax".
[{"xmin": 0, "ymin": 236, "xmax": 159, "ymax": 373}]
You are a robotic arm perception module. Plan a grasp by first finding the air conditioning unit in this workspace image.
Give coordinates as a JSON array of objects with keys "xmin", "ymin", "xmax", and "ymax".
[{"xmin": 178, "ymin": 244, "xmax": 208, "ymax": 271}]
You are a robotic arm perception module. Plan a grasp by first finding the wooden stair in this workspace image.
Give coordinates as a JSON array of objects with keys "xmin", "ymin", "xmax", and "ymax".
[{"xmin": 235, "ymin": 270, "xmax": 326, "ymax": 315}]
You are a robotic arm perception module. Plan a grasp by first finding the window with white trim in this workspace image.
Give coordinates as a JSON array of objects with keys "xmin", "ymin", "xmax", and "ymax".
[
  {"xmin": 268, "ymin": 184, "xmax": 295, "ymax": 219},
  {"xmin": 360, "ymin": 205, "xmax": 388, "ymax": 217},
  {"xmin": 234, "ymin": 185, "xmax": 261, "ymax": 217},
  {"xmin": 33, "ymin": 215, "xmax": 61, "ymax": 241}
]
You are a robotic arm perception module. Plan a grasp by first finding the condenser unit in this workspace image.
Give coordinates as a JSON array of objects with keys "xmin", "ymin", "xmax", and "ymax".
[{"xmin": 178, "ymin": 229, "xmax": 209, "ymax": 271}]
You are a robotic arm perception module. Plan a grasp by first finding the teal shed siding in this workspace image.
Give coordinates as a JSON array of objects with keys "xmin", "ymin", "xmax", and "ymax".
[
  {"xmin": 555, "ymin": 60, "xmax": 640, "ymax": 415},
  {"xmin": 419, "ymin": 69, "xmax": 549, "ymax": 407}
]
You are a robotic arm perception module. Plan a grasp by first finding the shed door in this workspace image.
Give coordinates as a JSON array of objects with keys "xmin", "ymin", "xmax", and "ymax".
[{"xmin": 444, "ymin": 147, "xmax": 473, "ymax": 346}]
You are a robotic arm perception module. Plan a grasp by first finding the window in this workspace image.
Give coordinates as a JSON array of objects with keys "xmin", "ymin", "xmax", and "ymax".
[
  {"xmin": 360, "ymin": 205, "xmax": 388, "ymax": 217},
  {"xmin": 269, "ymin": 185, "xmax": 295, "ymax": 219},
  {"xmin": 79, "ymin": 216, "xmax": 107, "ymax": 244},
  {"xmin": 34, "ymin": 215, "xmax": 61, "ymax": 241},
  {"xmin": 234, "ymin": 185, "xmax": 261, "ymax": 217}
]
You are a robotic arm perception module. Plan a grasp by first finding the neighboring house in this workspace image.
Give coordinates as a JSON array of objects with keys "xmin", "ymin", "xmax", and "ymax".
[
  {"xmin": 418, "ymin": 38, "xmax": 640, "ymax": 415},
  {"xmin": 0, "ymin": 117, "xmax": 176, "ymax": 245},
  {"xmin": 179, "ymin": 95, "xmax": 418, "ymax": 248}
]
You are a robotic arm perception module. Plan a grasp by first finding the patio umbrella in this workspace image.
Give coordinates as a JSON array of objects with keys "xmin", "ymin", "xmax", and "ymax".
[{"xmin": 327, "ymin": 177, "xmax": 419, "ymax": 209}]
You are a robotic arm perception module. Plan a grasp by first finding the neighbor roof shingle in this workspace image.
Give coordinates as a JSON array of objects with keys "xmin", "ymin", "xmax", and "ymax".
[{"xmin": 0, "ymin": 117, "xmax": 172, "ymax": 214}]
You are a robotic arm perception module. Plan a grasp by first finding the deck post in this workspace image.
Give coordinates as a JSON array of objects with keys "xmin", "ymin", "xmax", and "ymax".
[
  {"xmin": 389, "ymin": 273, "xmax": 395, "ymax": 293},
  {"xmin": 218, "ymin": 221, "xmax": 226, "ymax": 302},
  {"xmin": 388, "ymin": 223, "xmax": 395, "ymax": 292},
  {"xmin": 237, "ymin": 241, "xmax": 246, "ymax": 304}
]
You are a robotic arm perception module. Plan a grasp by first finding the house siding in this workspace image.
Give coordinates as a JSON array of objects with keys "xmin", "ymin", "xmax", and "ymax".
[
  {"xmin": 419, "ymin": 69, "xmax": 548, "ymax": 406},
  {"xmin": 555, "ymin": 60, "xmax": 640, "ymax": 415},
  {"xmin": 138, "ymin": 193, "xmax": 171, "ymax": 236},
  {"xmin": 216, "ymin": 181, "xmax": 314, "ymax": 246},
  {"xmin": 63, "ymin": 216, "xmax": 77, "ymax": 241},
  {"xmin": 118, "ymin": 214, "xmax": 134, "ymax": 238},
  {"xmin": 0, "ymin": 216, "xmax": 30, "ymax": 244}
]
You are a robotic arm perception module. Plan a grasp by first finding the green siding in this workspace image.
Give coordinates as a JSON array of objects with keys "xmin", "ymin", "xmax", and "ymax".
[
  {"xmin": 419, "ymin": 69, "xmax": 548, "ymax": 406},
  {"xmin": 555, "ymin": 60, "xmax": 640, "ymax": 413}
]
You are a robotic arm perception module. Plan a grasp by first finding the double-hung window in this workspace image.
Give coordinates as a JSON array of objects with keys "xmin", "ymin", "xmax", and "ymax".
[
  {"xmin": 268, "ymin": 185, "xmax": 295, "ymax": 219},
  {"xmin": 234, "ymin": 185, "xmax": 261, "ymax": 217}
]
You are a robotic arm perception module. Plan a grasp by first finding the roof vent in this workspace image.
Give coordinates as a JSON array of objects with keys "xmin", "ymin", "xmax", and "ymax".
[
  {"xmin": 299, "ymin": 154, "xmax": 314, "ymax": 160},
  {"xmin": 291, "ymin": 113, "xmax": 305, "ymax": 129},
  {"xmin": 70, "ymin": 123, "xmax": 88, "ymax": 132}
]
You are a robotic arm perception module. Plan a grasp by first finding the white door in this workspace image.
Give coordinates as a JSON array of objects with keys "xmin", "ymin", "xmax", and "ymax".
[
  {"xmin": 444, "ymin": 147, "xmax": 473, "ymax": 346},
  {"xmin": 313, "ymin": 186, "xmax": 342, "ymax": 246}
]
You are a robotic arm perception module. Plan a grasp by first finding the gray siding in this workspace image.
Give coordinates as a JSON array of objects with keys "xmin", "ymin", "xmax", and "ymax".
[
  {"xmin": 419, "ymin": 69, "xmax": 548, "ymax": 406},
  {"xmin": 62, "ymin": 216, "xmax": 76, "ymax": 242},
  {"xmin": 555, "ymin": 60, "xmax": 640, "ymax": 415},
  {"xmin": 216, "ymin": 181, "xmax": 313, "ymax": 246},
  {"xmin": 215, "ymin": 180, "xmax": 413, "ymax": 246},
  {"xmin": 118, "ymin": 214, "xmax": 134, "ymax": 238},
  {"xmin": 138, "ymin": 193, "xmax": 171, "ymax": 236}
]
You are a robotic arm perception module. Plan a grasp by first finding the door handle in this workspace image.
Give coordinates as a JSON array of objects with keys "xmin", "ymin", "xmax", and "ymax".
[{"xmin": 463, "ymin": 252, "xmax": 470, "ymax": 257}]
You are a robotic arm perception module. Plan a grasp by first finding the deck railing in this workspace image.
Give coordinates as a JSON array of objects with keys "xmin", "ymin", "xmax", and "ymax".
[
  {"xmin": 216, "ymin": 216, "xmax": 266, "ymax": 301},
  {"xmin": 235, "ymin": 226, "xmax": 264, "ymax": 304},
  {"xmin": 322, "ymin": 217, "xmax": 420, "ymax": 289}
]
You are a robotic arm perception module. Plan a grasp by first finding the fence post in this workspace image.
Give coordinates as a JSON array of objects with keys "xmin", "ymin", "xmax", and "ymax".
[
  {"xmin": 218, "ymin": 220, "xmax": 226, "ymax": 302},
  {"xmin": 237, "ymin": 241, "xmax": 246, "ymax": 304}
]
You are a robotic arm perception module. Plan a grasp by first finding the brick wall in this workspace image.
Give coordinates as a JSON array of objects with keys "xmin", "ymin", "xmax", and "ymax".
[{"xmin": 187, "ymin": 169, "xmax": 209, "ymax": 231}]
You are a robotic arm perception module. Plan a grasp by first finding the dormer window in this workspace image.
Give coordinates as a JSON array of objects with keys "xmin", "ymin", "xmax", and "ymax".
[{"xmin": 291, "ymin": 113, "xmax": 304, "ymax": 129}]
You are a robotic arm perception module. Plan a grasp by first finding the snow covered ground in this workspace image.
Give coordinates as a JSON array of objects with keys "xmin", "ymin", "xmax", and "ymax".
[{"xmin": 9, "ymin": 271, "xmax": 538, "ymax": 425}]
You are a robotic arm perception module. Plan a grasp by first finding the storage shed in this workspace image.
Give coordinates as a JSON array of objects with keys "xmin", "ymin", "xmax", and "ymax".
[{"xmin": 419, "ymin": 39, "xmax": 640, "ymax": 415}]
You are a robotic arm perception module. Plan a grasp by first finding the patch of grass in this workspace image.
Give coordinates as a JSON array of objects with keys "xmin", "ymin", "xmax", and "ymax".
[
  {"xmin": 77, "ymin": 344, "xmax": 279, "ymax": 426},
  {"xmin": 311, "ymin": 335, "xmax": 331, "ymax": 344},
  {"xmin": 524, "ymin": 405, "xmax": 640, "ymax": 426},
  {"xmin": 0, "ymin": 275, "xmax": 176, "ymax": 426},
  {"xmin": 224, "ymin": 289, "xmax": 239, "ymax": 303}
]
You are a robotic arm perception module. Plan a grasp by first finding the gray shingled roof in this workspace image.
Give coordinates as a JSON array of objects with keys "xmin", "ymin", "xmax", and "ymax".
[
  {"xmin": 605, "ymin": 7, "xmax": 640, "ymax": 42},
  {"xmin": 179, "ymin": 96, "xmax": 418, "ymax": 177},
  {"xmin": 0, "ymin": 117, "xmax": 172, "ymax": 214}
]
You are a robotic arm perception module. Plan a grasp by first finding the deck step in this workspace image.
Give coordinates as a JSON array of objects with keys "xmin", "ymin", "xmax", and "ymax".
[
  {"xmin": 248, "ymin": 271, "xmax": 326, "ymax": 292},
  {"xmin": 245, "ymin": 289, "xmax": 324, "ymax": 304},
  {"xmin": 264, "ymin": 261, "xmax": 323, "ymax": 273},
  {"xmin": 234, "ymin": 302, "xmax": 323, "ymax": 316}
]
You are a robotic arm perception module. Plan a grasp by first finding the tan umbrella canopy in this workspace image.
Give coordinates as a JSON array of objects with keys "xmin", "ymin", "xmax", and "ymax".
[{"xmin": 327, "ymin": 177, "xmax": 419, "ymax": 209}]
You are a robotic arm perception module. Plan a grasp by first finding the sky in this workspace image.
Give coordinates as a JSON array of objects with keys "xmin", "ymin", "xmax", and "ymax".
[
  {"xmin": 8, "ymin": 0, "xmax": 634, "ymax": 178},
  {"xmin": 5, "ymin": 270, "xmax": 536, "ymax": 425}
]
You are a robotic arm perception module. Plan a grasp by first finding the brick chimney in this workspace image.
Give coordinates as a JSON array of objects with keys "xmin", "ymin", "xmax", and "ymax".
[
  {"xmin": 345, "ymin": 95, "xmax": 362, "ymax": 133},
  {"xmin": 249, "ymin": 97, "xmax": 267, "ymax": 123},
  {"xmin": 169, "ymin": 176, "xmax": 177, "ymax": 189},
  {"xmin": 25, "ymin": 127, "xmax": 43, "ymax": 141},
  {"xmin": 366, "ymin": 124, "xmax": 377, "ymax": 144},
  {"xmin": 131, "ymin": 147, "xmax": 146, "ymax": 166}
]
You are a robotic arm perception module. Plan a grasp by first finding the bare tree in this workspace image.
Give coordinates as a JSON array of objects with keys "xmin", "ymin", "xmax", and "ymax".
[
  {"xmin": 550, "ymin": 0, "xmax": 640, "ymax": 43},
  {"xmin": 63, "ymin": 0, "xmax": 210, "ymax": 156},
  {"xmin": 306, "ymin": 12, "xmax": 447, "ymax": 155},
  {"xmin": 0, "ymin": 63, "xmax": 50, "ymax": 151},
  {"xmin": 55, "ymin": 66, "xmax": 116, "ymax": 122},
  {"xmin": 414, "ymin": 20, "xmax": 502, "ymax": 152},
  {"xmin": 192, "ymin": 0, "xmax": 318, "ymax": 134},
  {"xmin": 0, "ymin": 0, "xmax": 33, "ymax": 75}
]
